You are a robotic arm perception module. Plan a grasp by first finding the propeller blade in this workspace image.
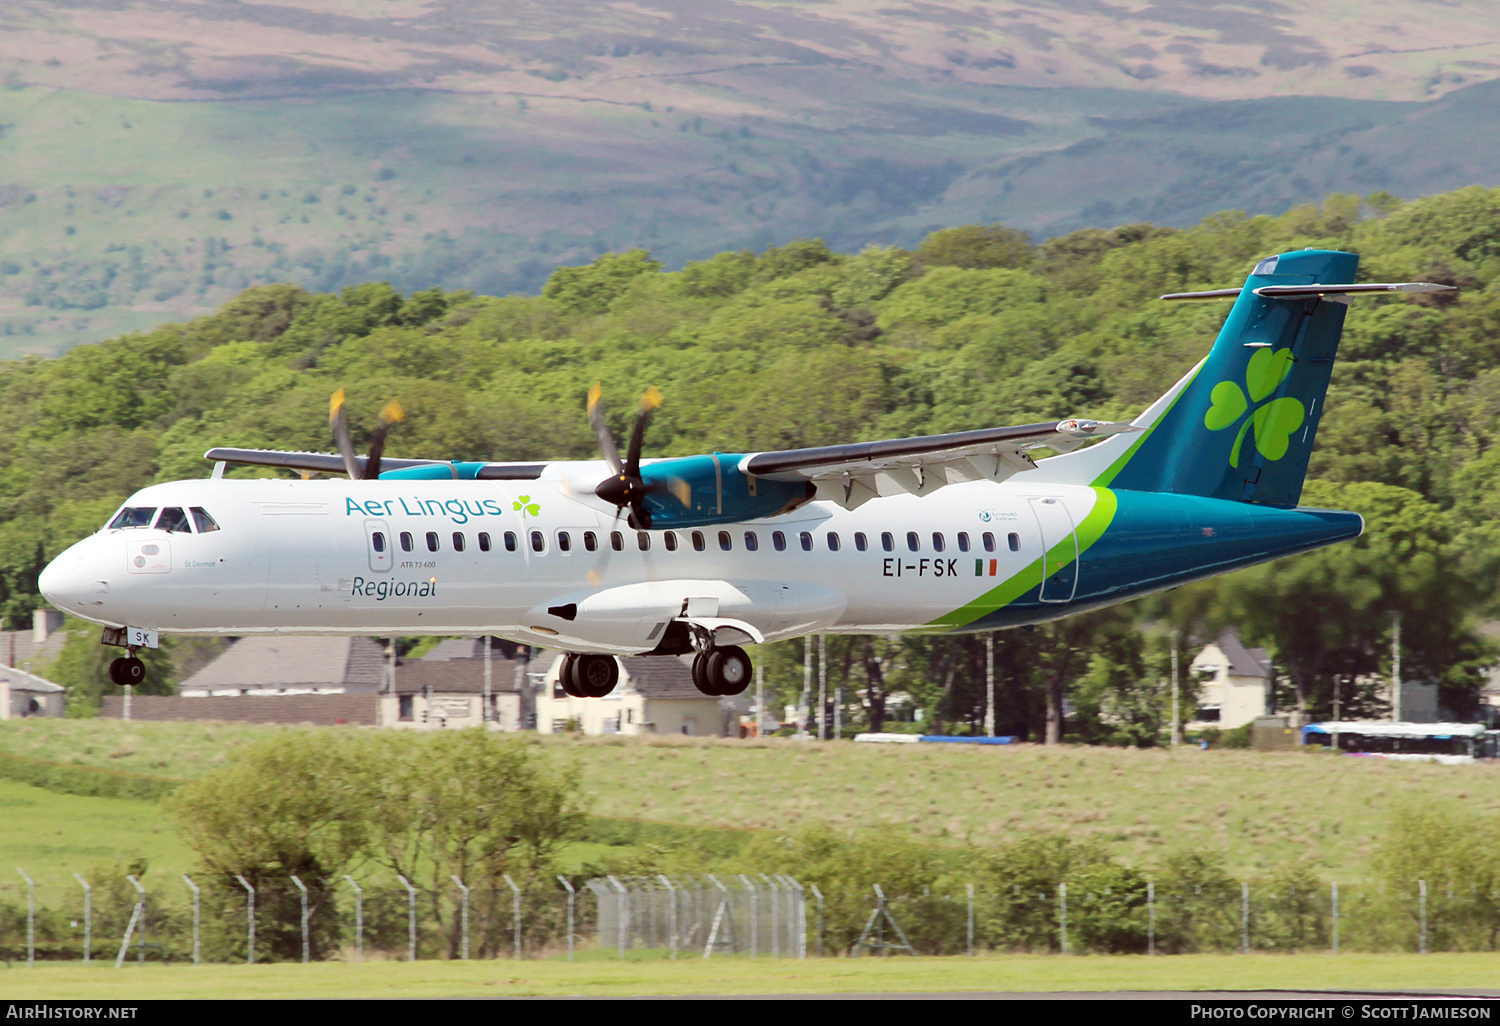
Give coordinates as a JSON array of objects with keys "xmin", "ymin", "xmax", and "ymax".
[
  {"xmin": 587, "ymin": 383, "xmax": 623, "ymax": 476},
  {"xmin": 624, "ymin": 386, "xmax": 662, "ymax": 477},
  {"xmin": 329, "ymin": 389, "xmax": 361, "ymax": 480},
  {"xmin": 363, "ymin": 399, "xmax": 405, "ymax": 480}
]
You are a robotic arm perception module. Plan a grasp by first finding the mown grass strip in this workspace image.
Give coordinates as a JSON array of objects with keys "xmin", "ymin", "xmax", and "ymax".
[{"xmin": 0, "ymin": 751, "xmax": 182, "ymax": 801}]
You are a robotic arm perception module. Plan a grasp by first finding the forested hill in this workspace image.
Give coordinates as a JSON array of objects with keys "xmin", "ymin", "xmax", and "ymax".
[{"xmin": 5, "ymin": 186, "xmax": 1500, "ymax": 735}]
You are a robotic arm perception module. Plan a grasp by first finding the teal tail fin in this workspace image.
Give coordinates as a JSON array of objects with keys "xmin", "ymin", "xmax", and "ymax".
[{"xmin": 1043, "ymin": 249, "xmax": 1359, "ymax": 507}]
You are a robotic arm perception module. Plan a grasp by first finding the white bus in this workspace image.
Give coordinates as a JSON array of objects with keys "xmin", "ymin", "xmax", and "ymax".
[{"xmin": 1300, "ymin": 721, "xmax": 1500, "ymax": 764}]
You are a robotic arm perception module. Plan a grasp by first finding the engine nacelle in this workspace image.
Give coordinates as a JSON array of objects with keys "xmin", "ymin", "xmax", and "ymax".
[{"xmin": 637, "ymin": 453, "xmax": 813, "ymax": 529}]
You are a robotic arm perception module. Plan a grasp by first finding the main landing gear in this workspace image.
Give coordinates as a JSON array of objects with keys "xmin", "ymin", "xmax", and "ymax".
[
  {"xmin": 691, "ymin": 645, "xmax": 751, "ymax": 697},
  {"xmin": 559, "ymin": 653, "xmax": 620, "ymax": 698}
]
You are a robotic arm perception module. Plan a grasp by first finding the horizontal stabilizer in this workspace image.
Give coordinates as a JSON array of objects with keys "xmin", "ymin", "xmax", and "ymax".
[{"xmin": 1162, "ymin": 282, "xmax": 1454, "ymax": 301}]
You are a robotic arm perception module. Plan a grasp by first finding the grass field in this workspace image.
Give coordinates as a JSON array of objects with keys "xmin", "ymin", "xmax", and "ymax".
[
  {"xmin": 2, "ymin": 719, "xmax": 1496, "ymax": 880},
  {"xmin": 3, "ymin": 953, "xmax": 1496, "ymax": 999}
]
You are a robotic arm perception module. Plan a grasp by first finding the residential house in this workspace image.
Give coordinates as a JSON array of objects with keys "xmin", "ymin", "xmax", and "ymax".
[
  {"xmin": 1189, "ymin": 629, "xmax": 1271, "ymax": 731},
  {"xmin": 535, "ymin": 654, "xmax": 733, "ymax": 737}
]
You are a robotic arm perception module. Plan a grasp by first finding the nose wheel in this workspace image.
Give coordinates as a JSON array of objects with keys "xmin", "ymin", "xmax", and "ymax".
[
  {"xmin": 109, "ymin": 656, "xmax": 145, "ymax": 688},
  {"xmin": 691, "ymin": 645, "xmax": 751, "ymax": 697}
]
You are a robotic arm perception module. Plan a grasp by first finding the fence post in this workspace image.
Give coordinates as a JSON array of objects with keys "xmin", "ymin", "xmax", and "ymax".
[
  {"xmin": 116, "ymin": 876, "xmax": 146, "ymax": 968},
  {"xmin": 503, "ymin": 874, "xmax": 522, "ymax": 960},
  {"xmin": 235, "ymin": 874, "xmax": 255, "ymax": 965},
  {"xmin": 809, "ymin": 883, "xmax": 824, "ymax": 957},
  {"xmin": 967, "ymin": 883, "xmax": 975, "ymax": 957},
  {"xmin": 760, "ymin": 874, "xmax": 779, "ymax": 958},
  {"xmin": 1419, "ymin": 880, "xmax": 1427, "ymax": 955},
  {"xmin": 778, "ymin": 875, "xmax": 805, "ymax": 958},
  {"xmin": 182, "ymin": 875, "xmax": 200, "ymax": 966},
  {"xmin": 1142, "ymin": 880, "xmax": 1153, "ymax": 956},
  {"xmin": 1331, "ymin": 881, "xmax": 1339, "ymax": 956},
  {"xmin": 1241, "ymin": 882, "xmax": 1250, "ymax": 954},
  {"xmin": 657, "ymin": 875, "xmax": 678, "ymax": 959},
  {"xmin": 397, "ymin": 874, "xmax": 417, "ymax": 961},
  {"xmin": 449, "ymin": 876, "xmax": 470, "ymax": 960},
  {"xmin": 290, "ymin": 875, "xmax": 310, "ymax": 964},
  {"xmin": 557, "ymin": 876, "xmax": 575, "ymax": 962},
  {"xmin": 17, "ymin": 869, "xmax": 34, "ymax": 968},
  {"xmin": 608, "ymin": 875, "xmax": 628, "ymax": 958},
  {"xmin": 739, "ymin": 874, "xmax": 759, "ymax": 957},
  {"xmin": 74, "ymin": 874, "xmax": 91, "ymax": 965},
  {"xmin": 1058, "ymin": 882, "xmax": 1067, "ymax": 954},
  {"xmin": 342, "ymin": 876, "xmax": 363, "ymax": 962}
]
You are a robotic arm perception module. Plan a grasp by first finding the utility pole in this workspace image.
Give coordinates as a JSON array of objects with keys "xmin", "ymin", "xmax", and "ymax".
[
  {"xmin": 483, "ymin": 635, "xmax": 492, "ymax": 727},
  {"xmin": 1391, "ymin": 612, "xmax": 1402, "ymax": 722},
  {"xmin": 985, "ymin": 633, "xmax": 995, "ymax": 738},
  {"xmin": 800, "ymin": 636, "xmax": 812, "ymax": 738},
  {"xmin": 755, "ymin": 658, "xmax": 764, "ymax": 738},
  {"xmin": 817, "ymin": 635, "xmax": 827, "ymax": 741},
  {"xmin": 1170, "ymin": 629, "xmax": 1180, "ymax": 747}
]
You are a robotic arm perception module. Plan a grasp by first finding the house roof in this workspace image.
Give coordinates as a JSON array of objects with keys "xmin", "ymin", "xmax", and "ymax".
[
  {"xmin": 392, "ymin": 658, "xmax": 528, "ymax": 695},
  {"xmin": 178, "ymin": 636, "xmax": 388, "ymax": 692},
  {"xmin": 0, "ymin": 666, "xmax": 65, "ymax": 694},
  {"xmin": 1213, "ymin": 629, "xmax": 1270, "ymax": 679},
  {"xmin": 421, "ymin": 637, "xmax": 525, "ymax": 661}
]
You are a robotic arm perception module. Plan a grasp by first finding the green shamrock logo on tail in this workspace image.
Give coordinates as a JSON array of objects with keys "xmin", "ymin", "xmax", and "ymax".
[
  {"xmin": 512, "ymin": 495, "xmax": 540, "ymax": 516},
  {"xmin": 1203, "ymin": 347, "xmax": 1305, "ymax": 468}
]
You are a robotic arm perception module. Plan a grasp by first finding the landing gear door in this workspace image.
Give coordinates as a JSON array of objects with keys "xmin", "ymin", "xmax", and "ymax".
[
  {"xmin": 366, "ymin": 519, "xmax": 393, "ymax": 573},
  {"xmin": 1028, "ymin": 497, "xmax": 1078, "ymax": 603}
]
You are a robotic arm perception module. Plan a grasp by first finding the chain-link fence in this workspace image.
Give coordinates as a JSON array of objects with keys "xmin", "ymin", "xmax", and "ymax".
[{"xmin": 2, "ymin": 870, "xmax": 1494, "ymax": 964}]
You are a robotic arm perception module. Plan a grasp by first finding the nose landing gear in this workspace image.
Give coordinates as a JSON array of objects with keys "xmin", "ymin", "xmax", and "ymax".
[{"xmin": 108, "ymin": 653, "xmax": 145, "ymax": 687}]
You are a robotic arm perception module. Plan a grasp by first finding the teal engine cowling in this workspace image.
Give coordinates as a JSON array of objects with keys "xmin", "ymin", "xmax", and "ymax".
[{"xmin": 638, "ymin": 453, "xmax": 814, "ymax": 528}]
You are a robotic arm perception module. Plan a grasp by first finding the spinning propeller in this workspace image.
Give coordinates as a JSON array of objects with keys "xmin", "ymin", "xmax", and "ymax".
[
  {"xmin": 329, "ymin": 389, "xmax": 405, "ymax": 480},
  {"xmin": 587, "ymin": 383, "xmax": 688, "ymax": 529}
]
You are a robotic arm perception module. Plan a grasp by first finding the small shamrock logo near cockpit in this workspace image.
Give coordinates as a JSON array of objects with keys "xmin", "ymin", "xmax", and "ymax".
[
  {"xmin": 512, "ymin": 495, "xmax": 540, "ymax": 516},
  {"xmin": 1203, "ymin": 347, "xmax": 1305, "ymax": 468}
]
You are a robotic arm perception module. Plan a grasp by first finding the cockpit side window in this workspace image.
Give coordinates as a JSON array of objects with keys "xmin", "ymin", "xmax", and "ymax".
[
  {"xmin": 108, "ymin": 507, "xmax": 157, "ymax": 529},
  {"xmin": 190, "ymin": 508, "xmax": 221, "ymax": 533},
  {"xmin": 155, "ymin": 507, "xmax": 192, "ymax": 534}
]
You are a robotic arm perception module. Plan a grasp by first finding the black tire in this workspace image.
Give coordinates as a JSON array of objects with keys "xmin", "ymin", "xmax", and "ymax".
[
  {"xmin": 108, "ymin": 657, "xmax": 127, "ymax": 687},
  {"xmin": 120, "ymin": 657, "xmax": 146, "ymax": 688},
  {"xmin": 575, "ymin": 654, "xmax": 619, "ymax": 697},
  {"xmin": 707, "ymin": 646, "xmax": 751, "ymax": 697},
  {"xmin": 559, "ymin": 654, "xmax": 585, "ymax": 698},
  {"xmin": 691, "ymin": 651, "xmax": 718, "ymax": 696}
]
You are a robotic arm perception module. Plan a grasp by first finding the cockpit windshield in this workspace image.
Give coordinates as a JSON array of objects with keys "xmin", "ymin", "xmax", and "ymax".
[
  {"xmin": 107, "ymin": 507, "xmax": 157, "ymax": 529},
  {"xmin": 155, "ymin": 507, "xmax": 192, "ymax": 533},
  {"xmin": 190, "ymin": 507, "xmax": 220, "ymax": 533}
]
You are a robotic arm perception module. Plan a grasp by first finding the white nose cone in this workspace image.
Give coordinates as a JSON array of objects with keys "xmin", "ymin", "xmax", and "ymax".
[{"xmin": 38, "ymin": 546, "xmax": 94, "ymax": 616}]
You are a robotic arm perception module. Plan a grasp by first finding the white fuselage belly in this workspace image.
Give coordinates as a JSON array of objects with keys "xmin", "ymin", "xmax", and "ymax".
[{"xmin": 42, "ymin": 471, "xmax": 1100, "ymax": 652}]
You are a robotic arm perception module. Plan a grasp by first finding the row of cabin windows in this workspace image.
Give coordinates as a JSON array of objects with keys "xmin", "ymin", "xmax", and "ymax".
[{"xmin": 372, "ymin": 527, "xmax": 1025, "ymax": 555}]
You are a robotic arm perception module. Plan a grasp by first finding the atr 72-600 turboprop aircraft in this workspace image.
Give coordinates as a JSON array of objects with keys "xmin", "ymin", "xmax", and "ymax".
[{"xmin": 39, "ymin": 250, "xmax": 1452, "ymax": 699}]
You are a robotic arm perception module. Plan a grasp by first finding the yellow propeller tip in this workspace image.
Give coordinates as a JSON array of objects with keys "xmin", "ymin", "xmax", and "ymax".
[
  {"xmin": 641, "ymin": 386, "xmax": 663, "ymax": 410},
  {"xmin": 380, "ymin": 399, "xmax": 405, "ymax": 423},
  {"xmin": 329, "ymin": 388, "xmax": 346, "ymax": 419},
  {"xmin": 587, "ymin": 382, "xmax": 603, "ymax": 410}
]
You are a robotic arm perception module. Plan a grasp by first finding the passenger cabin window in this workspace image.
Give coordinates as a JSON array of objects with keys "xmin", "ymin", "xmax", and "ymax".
[
  {"xmin": 957, "ymin": 532, "xmax": 970, "ymax": 552},
  {"xmin": 718, "ymin": 531, "xmax": 732, "ymax": 552},
  {"xmin": 189, "ymin": 508, "xmax": 220, "ymax": 534},
  {"xmin": 156, "ymin": 507, "xmax": 192, "ymax": 534},
  {"xmin": 827, "ymin": 532, "xmax": 840, "ymax": 552},
  {"xmin": 504, "ymin": 531, "xmax": 518, "ymax": 552},
  {"xmin": 108, "ymin": 507, "xmax": 157, "ymax": 529},
  {"xmin": 530, "ymin": 530, "xmax": 544, "ymax": 553},
  {"xmin": 372, "ymin": 532, "xmax": 387, "ymax": 553},
  {"xmin": 426, "ymin": 531, "xmax": 440, "ymax": 552},
  {"xmin": 556, "ymin": 531, "xmax": 571, "ymax": 553},
  {"xmin": 611, "ymin": 531, "xmax": 624, "ymax": 552},
  {"xmin": 692, "ymin": 531, "xmax": 706, "ymax": 552},
  {"xmin": 931, "ymin": 532, "xmax": 945, "ymax": 553},
  {"xmin": 637, "ymin": 531, "xmax": 650, "ymax": 551},
  {"xmin": 772, "ymin": 531, "xmax": 787, "ymax": 552},
  {"xmin": 982, "ymin": 532, "xmax": 996, "ymax": 553},
  {"xmin": 1008, "ymin": 532, "xmax": 1021, "ymax": 552},
  {"xmin": 906, "ymin": 531, "xmax": 920, "ymax": 552},
  {"xmin": 664, "ymin": 532, "xmax": 678, "ymax": 552},
  {"xmin": 452, "ymin": 532, "xmax": 466, "ymax": 552},
  {"xmin": 478, "ymin": 532, "xmax": 492, "ymax": 552},
  {"xmin": 799, "ymin": 532, "xmax": 813, "ymax": 552},
  {"xmin": 744, "ymin": 531, "xmax": 758, "ymax": 552},
  {"xmin": 855, "ymin": 532, "xmax": 868, "ymax": 552},
  {"xmin": 584, "ymin": 531, "xmax": 598, "ymax": 552},
  {"xmin": 400, "ymin": 532, "xmax": 414, "ymax": 552},
  {"xmin": 881, "ymin": 532, "xmax": 895, "ymax": 552}
]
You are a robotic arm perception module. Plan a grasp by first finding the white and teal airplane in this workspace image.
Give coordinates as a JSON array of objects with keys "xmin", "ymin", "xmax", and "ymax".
[{"xmin": 39, "ymin": 249, "xmax": 1450, "ymax": 700}]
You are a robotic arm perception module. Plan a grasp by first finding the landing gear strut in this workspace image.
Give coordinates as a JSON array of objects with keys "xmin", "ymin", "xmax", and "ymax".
[
  {"xmin": 559, "ymin": 653, "xmax": 620, "ymax": 698},
  {"xmin": 691, "ymin": 645, "xmax": 751, "ymax": 697}
]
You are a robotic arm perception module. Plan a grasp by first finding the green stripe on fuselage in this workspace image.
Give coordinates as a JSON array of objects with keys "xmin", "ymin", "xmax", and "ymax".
[
  {"xmin": 1091, "ymin": 364, "xmax": 1202, "ymax": 489},
  {"xmin": 928, "ymin": 487, "xmax": 1120, "ymax": 630}
]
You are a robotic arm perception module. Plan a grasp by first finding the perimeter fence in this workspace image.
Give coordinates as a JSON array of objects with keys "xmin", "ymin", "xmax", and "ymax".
[{"xmin": 2, "ymin": 870, "xmax": 1494, "ymax": 964}]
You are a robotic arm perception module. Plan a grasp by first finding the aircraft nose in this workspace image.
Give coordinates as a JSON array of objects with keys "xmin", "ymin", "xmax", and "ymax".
[{"xmin": 39, "ymin": 547, "xmax": 99, "ymax": 615}]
